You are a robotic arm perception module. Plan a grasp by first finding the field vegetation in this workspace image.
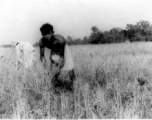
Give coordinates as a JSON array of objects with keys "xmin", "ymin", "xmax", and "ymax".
[{"xmin": 1, "ymin": 42, "xmax": 152, "ymax": 119}]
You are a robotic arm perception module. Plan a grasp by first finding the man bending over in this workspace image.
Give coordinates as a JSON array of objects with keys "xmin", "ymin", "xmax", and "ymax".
[{"xmin": 39, "ymin": 23, "xmax": 75, "ymax": 94}]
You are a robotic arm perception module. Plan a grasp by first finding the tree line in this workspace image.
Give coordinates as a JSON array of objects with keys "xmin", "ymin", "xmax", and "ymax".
[{"xmin": 66, "ymin": 20, "xmax": 152, "ymax": 45}]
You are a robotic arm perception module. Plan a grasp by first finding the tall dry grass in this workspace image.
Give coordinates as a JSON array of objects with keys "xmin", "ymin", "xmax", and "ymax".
[{"xmin": 0, "ymin": 42, "xmax": 152, "ymax": 118}]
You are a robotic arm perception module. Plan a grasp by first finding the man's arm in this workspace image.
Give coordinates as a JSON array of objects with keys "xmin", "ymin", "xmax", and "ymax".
[
  {"xmin": 39, "ymin": 39, "xmax": 47, "ymax": 68},
  {"xmin": 59, "ymin": 42, "xmax": 66, "ymax": 69},
  {"xmin": 50, "ymin": 50, "xmax": 53, "ymax": 70}
]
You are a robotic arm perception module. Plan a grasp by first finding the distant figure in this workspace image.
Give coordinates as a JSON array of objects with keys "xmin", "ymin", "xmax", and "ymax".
[
  {"xmin": 15, "ymin": 41, "xmax": 35, "ymax": 69},
  {"xmin": 39, "ymin": 23, "xmax": 76, "ymax": 94},
  {"xmin": 0, "ymin": 43, "xmax": 4, "ymax": 58}
]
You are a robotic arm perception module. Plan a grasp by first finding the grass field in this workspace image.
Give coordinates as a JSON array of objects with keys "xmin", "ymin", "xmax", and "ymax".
[{"xmin": 1, "ymin": 42, "xmax": 152, "ymax": 119}]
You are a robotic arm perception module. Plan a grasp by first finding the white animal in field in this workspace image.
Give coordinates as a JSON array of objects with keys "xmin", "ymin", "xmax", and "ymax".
[
  {"xmin": 15, "ymin": 42, "xmax": 35, "ymax": 69},
  {"xmin": 0, "ymin": 43, "xmax": 4, "ymax": 58}
]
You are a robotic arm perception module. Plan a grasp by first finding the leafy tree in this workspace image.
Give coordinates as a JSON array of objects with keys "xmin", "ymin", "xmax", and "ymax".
[
  {"xmin": 103, "ymin": 31, "xmax": 114, "ymax": 43},
  {"xmin": 91, "ymin": 26, "xmax": 100, "ymax": 33},
  {"xmin": 109, "ymin": 27, "xmax": 125, "ymax": 43},
  {"xmin": 89, "ymin": 26, "xmax": 105, "ymax": 44},
  {"xmin": 126, "ymin": 20, "xmax": 152, "ymax": 42},
  {"xmin": 136, "ymin": 20, "xmax": 152, "ymax": 36},
  {"xmin": 126, "ymin": 24, "xmax": 137, "ymax": 41},
  {"xmin": 66, "ymin": 36, "xmax": 73, "ymax": 42},
  {"xmin": 66, "ymin": 36, "xmax": 74, "ymax": 45},
  {"xmin": 83, "ymin": 36, "xmax": 89, "ymax": 44}
]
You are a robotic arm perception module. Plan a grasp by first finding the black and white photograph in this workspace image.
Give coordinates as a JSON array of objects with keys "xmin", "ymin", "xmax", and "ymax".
[{"xmin": 0, "ymin": 0, "xmax": 152, "ymax": 119}]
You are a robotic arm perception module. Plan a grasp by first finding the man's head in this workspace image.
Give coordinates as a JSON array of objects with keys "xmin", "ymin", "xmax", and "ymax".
[{"xmin": 40, "ymin": 23, "xmax": 54, "ymax": 39}]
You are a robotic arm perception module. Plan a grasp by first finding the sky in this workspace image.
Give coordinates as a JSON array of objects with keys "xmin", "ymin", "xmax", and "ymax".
[{"xmin": 0, "ymin": 0, "xmax": 152, "ymax": 45}]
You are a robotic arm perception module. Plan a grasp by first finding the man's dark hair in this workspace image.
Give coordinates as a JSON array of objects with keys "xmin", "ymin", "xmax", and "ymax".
[{"xmin": 40, "ymin": 23, "xmax": 54, "ymax": 35}]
